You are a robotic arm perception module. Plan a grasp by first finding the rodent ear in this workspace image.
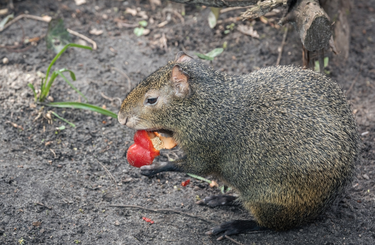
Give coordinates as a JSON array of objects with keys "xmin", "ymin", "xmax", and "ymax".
[
  {"xmin": 171, "ymin": 65, "xmax": 190, "ymax": 98},
  {"xmin": 174, "ymin": 51, "xmax": 193, "ymax": 63}
]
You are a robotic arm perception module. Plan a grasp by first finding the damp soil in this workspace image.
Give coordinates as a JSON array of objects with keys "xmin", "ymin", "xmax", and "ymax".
[{"xmin": 0, "ymin": 0, "xmax": 374, "ymax": 244}]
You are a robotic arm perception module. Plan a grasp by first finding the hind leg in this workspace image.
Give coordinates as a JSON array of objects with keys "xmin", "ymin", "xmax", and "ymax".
[
  {"xmin": 206, "ymin": 220, "xmax": 268, "ymax": 240},
  {"xmin": 196, "ymin": 195, "xmax": 238, "ymax": 207}
]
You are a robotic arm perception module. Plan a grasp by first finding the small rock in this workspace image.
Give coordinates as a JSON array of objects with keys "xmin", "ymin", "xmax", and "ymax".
[
  {"xmin": 363, "ymin": 174, "xmax": 370, "ymax": 180},
  {"xmin": 122, "ymin": 177, "xmax": 132, "ymax": 183},
  {"xmin": 114, "ymin": 220, "xmax": 120, "ymax": 226},
  {"xmin": 2, "ymin": 57, "xmax": 9, "ymax": 64},
  {"xmin": 32, "ymin": 221, "xmax": 41, "ymax": 227}
]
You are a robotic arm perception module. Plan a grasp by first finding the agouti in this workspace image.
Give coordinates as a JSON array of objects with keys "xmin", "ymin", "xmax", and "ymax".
[{"xmin": 118, "ymin": 52, "xmax": 359, "ymax": 238}]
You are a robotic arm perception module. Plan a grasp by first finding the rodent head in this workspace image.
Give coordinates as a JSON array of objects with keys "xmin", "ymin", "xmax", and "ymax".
[{"xmin": 118, "ymin": 52, "xmax": 193, "ymax": 132}]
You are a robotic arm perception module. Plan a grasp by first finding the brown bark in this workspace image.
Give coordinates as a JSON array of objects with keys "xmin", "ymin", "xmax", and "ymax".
[
  {"xmin": 241, "ymin": 0, "xmax": 287, "ymax": 19},
  {"xmin": 281, "ymin": 0, "xmax": 332, "ymax": 51},
  {"xmin": 168, "ymin": 0, "xmax": 257, "ymax": 7},
  {"xmin": 320, "ymin": 0, "xmax": 351, "ymax": 62}
]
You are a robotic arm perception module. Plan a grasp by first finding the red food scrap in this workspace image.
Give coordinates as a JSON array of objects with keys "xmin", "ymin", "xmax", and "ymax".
[
  {"xmin": 142, "ymin": 217, "xmax": 154, "ymax": 224},
  {"xmin": 181, "ymin": 179, "xmax": 190, "ymax": 187},
  {"xmin": 126, "ymin": 130, "xmax": 160, "ymax": 168}
]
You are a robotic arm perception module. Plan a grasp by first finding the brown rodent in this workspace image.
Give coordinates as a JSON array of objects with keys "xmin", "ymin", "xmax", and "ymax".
[{"xmin": 118, "ymin": 52, "xmax": 358, "ymax": 238}]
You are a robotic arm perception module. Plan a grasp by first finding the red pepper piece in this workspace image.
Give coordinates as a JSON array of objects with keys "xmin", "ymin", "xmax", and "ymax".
[
  {"xmin": 127, "ymin": 130, "xmax": 160, "ymax": 168},
  {"xmin": 142, "ymin": 217, "xmax": 154, "ymax": 224},
  {"xmin": 181, "ymin": 179, "xmax": 191, "ymax": 187}
]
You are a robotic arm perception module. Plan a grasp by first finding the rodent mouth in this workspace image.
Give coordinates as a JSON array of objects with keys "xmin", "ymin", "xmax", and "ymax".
[{"xmin": 145, "ymin": 129, "xmax": 174, "ymax": 138}]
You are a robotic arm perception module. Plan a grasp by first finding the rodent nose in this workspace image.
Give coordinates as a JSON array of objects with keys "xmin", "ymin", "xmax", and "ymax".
[{"xmin": 117, "ymin": 113, "xmax": 128, "ymax": 125}]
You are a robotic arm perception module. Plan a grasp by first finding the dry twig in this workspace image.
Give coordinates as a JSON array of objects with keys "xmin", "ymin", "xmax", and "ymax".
[
  {"xmin": 346, "ymin": 64, "xmax": 363, "ymax": 96},
  {"xmin": 111, "ymin": 67, "xmax": 132, "ymax": 92},
  {"xmin": 220, "ymin": 6, "xmax": 249, "ymax": 14},
  {"xmin": 241, "ymin": 0, "xmax": 287, "ymax": 20},
  {"xmin": 67, "ymin": 28, "xmax": 97, "ymax": 50},
  {"xmin": 224, "ymin": 235, "xmax": 245, "ymax": 245},
  {"xmin": 0, "ymin": 14, "xmax": 50, "ymax": 32},
  {"xmin": 100, "ymin": 92, "xmax": 122, "ymax": 107},
  {"xmin": 50, "ymin": 149, "xmax": 57, "ymax": 158},
  {"xmin": 97, "ymin": 160, "xmax": 117, "ymax": 188},
  {"xmin": 109, "ymin": 204, "xmax": 217, "ymax": 224},
  {"xmin": 276, "ymin": 27, "xmax": 288, "ymax": 66}
]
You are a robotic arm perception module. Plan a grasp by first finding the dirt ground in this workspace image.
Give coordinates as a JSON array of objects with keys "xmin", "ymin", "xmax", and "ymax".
[{"xmin": 0, "ymin": 0, "xmax": 374, "ymax": 244}]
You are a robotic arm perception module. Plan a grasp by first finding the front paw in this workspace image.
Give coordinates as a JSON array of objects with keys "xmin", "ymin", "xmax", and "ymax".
[
  {"xmin": 159, "ymin": 146, "xmax": 186, "ymax": 162},
  {"xmin": 140, "ymin": 161, "xmax": 181, "ymax": 176}
]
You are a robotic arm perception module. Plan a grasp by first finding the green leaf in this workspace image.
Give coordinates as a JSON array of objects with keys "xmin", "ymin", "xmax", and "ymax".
[
  {"xmin": 40, "ymin": 72, "xmax": 59, "ymax": 102},
  {"xmin": 195, "ymin": 48, "xmax": 224, "ymax": 61},
  {"xmin": 51, "ymin": 112, "xmax": 75, "ymax": 128},
  {"xmin": 138, "ymin": 20, "xmax": 148, "ymax": 27},
  {"xmin": 187, "ymin": 173, "xmax": 212, "ymax": 183},
  {"xmin": 56, "ymin": 69, "xmax": 88, "ymax": 102},
  {"xmin": 134, "ymin": 27, "xmax": 144, "ymax": 37},
  {"xmin": 46, "ymin": 102, "xmax": 118, "ymax": 118},
  {"xmin": 222, "ymin": 41, "xmax": 227, "ymax": 49},
  {"xmin": 208, "ymin": 7, "xmax": 220, "ymax": 29},
  {"xmin": 324, "ymin": 57, "xmax": 329, "ymax": 68},
  {"xmin": 44, "ymin": 43, "xmax": 92, "ymax": 89},
  {"xmin": 0, "ymin": 14, "xmax": 14, "ymax": 30},
  {"xmin": 314, "ymin": 61, "xmax": 320, "ymax": 73},
  {"xmin": 195, "ymin": 53, "xmax": 214, "ymax": 61},
  {"xmin": 206, "ymin": 48, "xmax": 223, "ymax": 58},
  {"xmin": 46, "ymin": 19, "xmax": 71, "ymax": 53},
  {"xmin": 57, "ymin": 125, "xmax": 66, "ymax": 130},
  {"xmin": 28, "ymin": 83, "xmax": 37, "ymax": 101}
]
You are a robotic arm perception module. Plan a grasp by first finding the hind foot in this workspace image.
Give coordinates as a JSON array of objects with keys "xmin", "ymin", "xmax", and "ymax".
[
  {"xmin": 206, "ymin": 220, "xmax": 268, "ymax": 240},
  {"xmin": 196, "ymin": 195, "xmax": 237, "ymax": 207}
]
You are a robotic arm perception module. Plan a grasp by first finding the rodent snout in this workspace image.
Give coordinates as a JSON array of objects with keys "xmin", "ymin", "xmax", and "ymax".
[{"xmin": 117, "ymin": 113, "xmax": 128, "ymax": 125}]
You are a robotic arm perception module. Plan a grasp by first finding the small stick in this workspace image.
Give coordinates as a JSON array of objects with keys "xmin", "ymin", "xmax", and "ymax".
[
  {"xmin": 224, "ymin": 235, "xmax": 245, "ymax": 245},
  {"xmin": 100, "ymin": 92, "xmax": 122, "ymax": 107},
  {"xmin": 346, "ymin": 64, "xmax": 363, "ymax": 96},
  {"xmin": 220, "ymin": 6, "xmax": 249, "ymax": 14},
  {"xmin": 109, "ymin": 204, "xmax": 217, "ymax": 224},
  {"xmin": 276, "ymin": 27, "xmax": 288, "ymax": 66},
  {"xmin": 111, "ymin": 67, "xmax": 132, "ymax": 92},
  {"xmin": 0, "ymin": 14, "xmax": 97, "ymax": 50},
  {"xmin": 36, "ymin": 202, "xmax": 52, "ymax": 210},
  {"xmin": 97, "ymin": 160, "xmax": 117, "ymax": 188},
  {"xmin": 67, "ymin": 28, "xmax": 97, "ymax": 50},
  {"xmin": 0, "ymin": 14, "xmax": 49, "ymax": 32},
  {"xmin": 50, "ymin": 149, "xmax": 57, "ymax": 158}
]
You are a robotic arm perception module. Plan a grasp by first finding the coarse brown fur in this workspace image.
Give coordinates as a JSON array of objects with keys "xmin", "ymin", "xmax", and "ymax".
[{"xmin": 118, "ymin": 53, "xmax": 359, "ymax": 231}]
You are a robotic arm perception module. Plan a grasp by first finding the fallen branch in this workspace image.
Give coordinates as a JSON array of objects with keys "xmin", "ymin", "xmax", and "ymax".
[
  {"xmin": 169, "ymin": 0, "xmax": 258, "ymax": 7},
  {"xmin": 220, "ymin": 6, "xmax": 248, "ymax": 13},
  {"xmin": 109, "ymin": 204, "xmax": 217, "ymax": 224},
  {"xmin": 97, "ymin": 160, "xmax": 117, "ymax": 188},
  {"xmin": 0, "ymin": 14, "xmax": 50, "ymax": 32},
  {"xmin": 0, "ymin": 14, "xmax": 97, "ymax": 50},
  {"xmin": 111, "ymin": 67, "xmax": 132, "ymax": 92},
  {"xmin": 276, "ymin": 27, "xmax": 288, "ymax": 66},
  {"xmin": 241, "ymin": 0, "xmax": 287, "ymax": 19},
  {"xmin": 224, "ymin": 235, "xmax": 245, "ymax": 245},
  {"xmin": 280, "ymin": 0, "xmax": 331, "ymax": 51},
  {"xmin": 67, "ymin": 28, "xmax": 97, "ymax": 50}
]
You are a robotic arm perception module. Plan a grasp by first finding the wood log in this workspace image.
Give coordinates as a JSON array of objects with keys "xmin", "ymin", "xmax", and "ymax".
[
  {"xmin": 320, "ymin": 0, "xmax": 351, "ymax": 62},
  {"xmin": 241, "ymin": 0, "xmax": 287, "ymax": 19},
  {"xmin": 170, "ymin": 0, "xmax": 333, "ymax": 52},
  {"xmin": 281, "ymin": 0, "xmax": 332, "ymax": 51},
  {"xmin": 168, "ymin": 0, "xmax": 257, "ymax": 7}
]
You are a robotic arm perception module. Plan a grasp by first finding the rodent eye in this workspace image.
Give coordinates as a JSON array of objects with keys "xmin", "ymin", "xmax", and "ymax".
[{"xmin": 146, "ymin": 97, "xmax": 158, "ymax": 105}]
